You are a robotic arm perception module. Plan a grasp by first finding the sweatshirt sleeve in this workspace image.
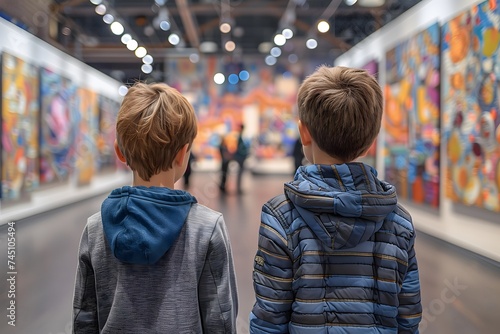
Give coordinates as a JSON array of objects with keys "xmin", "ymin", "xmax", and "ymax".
[
  {"xmin": 397, "ymin": 232, "xmax": 422, "ymax": 333},
  {"xmin": 198, "ymin": 215, "xmax": 238, "ymax": 333},
  {"xmin": 250, "ymin": 206, "xmax": 293, "ymax": 334},
  {"xmin": 72, "ymin": 225, "xmax": 99, "ymax": 334}
]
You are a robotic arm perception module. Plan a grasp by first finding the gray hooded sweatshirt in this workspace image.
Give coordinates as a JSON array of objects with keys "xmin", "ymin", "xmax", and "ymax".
[{"xmin": 72, "ymin": 186, "xmax": 238, "ymax": 333}]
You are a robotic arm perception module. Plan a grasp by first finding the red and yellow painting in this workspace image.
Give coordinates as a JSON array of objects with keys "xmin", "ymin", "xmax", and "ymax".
[
  {"xmin": 442, "ymin": 0, "xmax": 500, "ymax": 211},
  {"xmin": 1, "ymin": 52, "xmax": 39, "ymax": 202},
  {"xmin": 384, "ymin": 22, "xmax": 441, "ymax": 207}
]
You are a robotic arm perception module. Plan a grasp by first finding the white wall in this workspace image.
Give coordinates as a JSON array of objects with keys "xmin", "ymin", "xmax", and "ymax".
[
  {"xmin": 335, "ymin": 0, "xmax": 500, "ymax": 263},
  {"xmin": 0, "ymin": 18, "xmax": 131, "ymax": 225}
]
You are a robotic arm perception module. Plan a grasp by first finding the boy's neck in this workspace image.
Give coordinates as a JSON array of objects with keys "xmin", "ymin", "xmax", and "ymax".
[{"xmin": 132, "ymin": 171, "xmax": 176, "ymax": 189}]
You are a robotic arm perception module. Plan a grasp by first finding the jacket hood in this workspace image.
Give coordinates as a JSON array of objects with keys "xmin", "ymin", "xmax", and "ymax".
[
  {"xmin": 101, "ymin": 186, "xmax": 197, "ymax": 265},
  {"xmin": 285, "ymin": 163, "xmax": 397, "ymax": 250}
]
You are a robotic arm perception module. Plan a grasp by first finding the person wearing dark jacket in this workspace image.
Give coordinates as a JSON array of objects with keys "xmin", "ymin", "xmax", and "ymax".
[
  {"xmin": 250, "ymin": 66, "xmax": 422, "ymax": 333},
  {"xmin": 72, "ymin": 82, "xmax": 238, "ymax": 333}
]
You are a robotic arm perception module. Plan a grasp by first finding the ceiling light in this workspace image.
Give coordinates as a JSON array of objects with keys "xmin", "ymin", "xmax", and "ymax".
[
  {"xmin": 306, "ymin": 38, "xmax": 318, "ymax": 49},
  {"xmin": 110, "ymin": 22, "xmax": 124, "ymax": 35},
  {"xmin": 160, "ymin": 20, "xmax": 170, "ymax": 31},
  {"xmin": 282, "ymin": 28, "xmax": 294, "ymax": 39},
  {"xmin": 317, "ymin": 20, "xmax": 330, "ymax": 33},
  {"xmin": 345, "ymin": 0, "xmax": 358, "ymax": 5},
  {"xmin": 141, "ymin": 64, "xmax": 153, "ymax": 74},
  {"xmin": 168, "ymin": 33, "xmax": 180, "ymax": 45},
  {"xmin": 200, "ymin": 41, "xmax": 218, "ymax": 53},
  {"xmin": 142, "ymin": 54, "xmax": 154, "ymax": 65},
  {"xmin": 270, "ymin": 47, "xmax": 281, "ymax": 57},
  {"xmin": 121, "ymin": 33, "xmax": 132, "ymax": 44},
  {"xmin": 95, "ymin": 4, "xmax": 106, "ymax": 15},
  {"xmin": 274, "ymin": 34, "xmax": 286, "ymax": 46},
  {"xmin": 155, "ymin": 0, "xmax": 166, "ymax": 5},
  {"xmin": 265, "ymin": 55, "xmax": 277, "ymax": 66},
  {"xmin": 225, "ymin": 41, "xmax": 236, "ymax": 52},
  {"xmin": 189, "ymin": 53, "xmax": 200, "ymax": 63},
  {"xmin": 288, "ymin": 54, "xmax": 298, "ymax": 63},
  {"xmin": 62, "ymin": 27, "xmax": 71, "ymax": 36},
  {"xmin": 228, "ymin": 74, "xmax": 239, "ymax": 85},
  {"xmin": 358, "ymin": 0, "xmax": 385, "ymax": 7},
  {"xmin": 239, "ymin": 70, "xmax": 250, "ymax": 81},
  {"xmin": 90, "ymin": 0, "xmax": 102, "ymax": 5},
  {"xmin": 258, "ymin": 42, "xmax": 273, "ymax": 53},
  {"xmin": 118, "ymin": 85, "xmax": 128, "ymax": 96},
  {"xmin": 220, "ymin": 23, "xmax": 231, "ymax": 33},
  {"xmin": 103, "ymin": 14, "xmax": 114, "ymax": 24},
  {"xmin": 214, "ymin": 73, "xmax": 225, "ymax": 85},
  {"xmin": 135, "ymin": 46, "xmax": 147, "ymax": 58},
  {"xmin": 126, "ymin": 39, "xmax": 138, "ymax": 51}
]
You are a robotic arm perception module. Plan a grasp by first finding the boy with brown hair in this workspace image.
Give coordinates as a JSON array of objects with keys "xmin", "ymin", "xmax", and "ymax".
[
  {"xmin": 72, "ymin": 82, "xmax": 238, "ymax": 333},
  {"xmin": 250, "ymin": 66, "xmax": 422, "ymax": 333}
]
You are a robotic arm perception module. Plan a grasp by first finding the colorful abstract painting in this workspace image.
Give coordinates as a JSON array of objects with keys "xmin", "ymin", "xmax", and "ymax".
[
  {"xmin": 166, "ymin": 57, "xmax": 303, "ymax": 162},
  {"xmin": 97, "ymin": 95, "xmax": 120, "ymax": 171},
  {"xmin": 442, "ymin": 0, "xmax": 500, "ymax": 212},
  {"xmin": 384, "ymin": 22, "xmax": 441, "ymax": 207},
  {"xmin": 74, "ymin": 88, "xmax": 98, "ymax": 186},
  {"xmin": 39, "ymin": 68, "xmax": 78, "ymax": 184},
  {"xmin": 1, "ymin": 52, "xmax": 40, "ymax": 201}
]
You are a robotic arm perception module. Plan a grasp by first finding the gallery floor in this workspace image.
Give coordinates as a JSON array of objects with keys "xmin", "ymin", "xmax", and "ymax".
[{"xmin": 0, "ymin": 170, "xmax": 499, "ymax": 334}]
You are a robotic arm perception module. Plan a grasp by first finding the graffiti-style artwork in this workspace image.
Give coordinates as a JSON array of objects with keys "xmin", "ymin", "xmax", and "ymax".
[
  {"xmin": 39, "ymin": 68, "xmax": 78, "ymax": 185},
  {"xmin": 360, "ymin": 60, "xmax": 379, "ymax": 167},
  {"xmin": 75, "ymin": 88, "xmax": 98, "ymax": 186},
  {"xmin": 442, "ymin": 0, "xmax": 500, "ymax": 211},
  {"xmin": 1, "ymin": 53, "xmax": 40, "ymax": 201},
  {"xmin": 97, "ymin": 96, "xmax": 120, "ymax": 171},
  {"xmin": 384, "ymin": 22, "xmax": 440, "ymax": 207}
]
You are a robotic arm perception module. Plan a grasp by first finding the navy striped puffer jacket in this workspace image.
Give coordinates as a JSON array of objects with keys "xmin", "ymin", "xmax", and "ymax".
[{"xmin": 250, "ymin": 163, "xmax": 422, "ymax": 333}]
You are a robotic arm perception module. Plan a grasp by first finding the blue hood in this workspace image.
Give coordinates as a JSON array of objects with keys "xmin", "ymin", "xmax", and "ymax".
[
  {"xmin": 286, "ymin": 163, "xmax": 397, "ymax": 250},
  {"xmin": 101, "ymin": 186, "xmax": 197, "ymax": 265}
]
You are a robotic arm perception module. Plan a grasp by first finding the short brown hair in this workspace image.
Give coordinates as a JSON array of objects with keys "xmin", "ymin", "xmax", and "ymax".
[
  {"xmin": 297, "ymin": 66, "xmax": 382, "ymax": 162},
  {"xmin": 116, "ymin": 82, "xmax": 197, "ymax": 181}
]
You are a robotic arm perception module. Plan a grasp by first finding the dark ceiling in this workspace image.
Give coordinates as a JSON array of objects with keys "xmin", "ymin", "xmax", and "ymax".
[{"xmin": 4, "ymin": 0, "xmax": 422, "ymax": 83}]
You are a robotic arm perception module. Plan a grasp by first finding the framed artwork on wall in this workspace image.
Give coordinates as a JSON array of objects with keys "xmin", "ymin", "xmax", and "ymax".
[
  {"xmin": 97, "ymin": 95, "xmax": 120, "ymax": 171},
  {"xmin": 442, "ymin": 0, "xmax": 500, "ymax": 212},
  {"xmin": 75, "ymin": 87, "xmax": 98, "ymax": 186},
  {"xmin": 384, "ymin": 22, "xmax": 441, "ymax": 207},
  {"xmin": 1, "ymin": 52, "xmax": 40, "ymax": 202}
]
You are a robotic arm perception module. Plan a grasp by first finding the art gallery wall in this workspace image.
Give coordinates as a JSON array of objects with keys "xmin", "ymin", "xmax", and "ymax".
[
  {"xmin": 0, "ymin": 18, "xmax": 129, "ymax": 225},
  {"xmin": 335, "ymin": 0, "xmax": 500, "ymax": 263}
]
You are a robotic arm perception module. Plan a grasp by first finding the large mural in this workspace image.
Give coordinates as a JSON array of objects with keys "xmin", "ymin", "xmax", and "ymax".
[
  {"xmin": 384, "ymin": 22, "xmax": 441, "ymax": 207},
  {"xmin": 39, "ymin": 68, "xmax": 78, "ymax": 185},
  {"xmin": 442, "ymin": 0, "xmax": 500, "ymax": 212},
  {"xmin": 1, "ymin": 52, "xmax": 40, "ymax": 202}
]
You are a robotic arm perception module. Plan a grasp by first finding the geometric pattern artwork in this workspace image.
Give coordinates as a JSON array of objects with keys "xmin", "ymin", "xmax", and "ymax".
[
  {"xmin": 384, "ymin": 22, "xmax": 441, "ymax": 207},
  {"xmin": 1, "ymin": 52, "xmax": 40, "ymax": 201},
  {"xmin": 442, "ymin": 0, "xmax": 500, "ymax": 211},
  {"xmin": 39, "ymin": 68, "xmax": 77, "ymax": 185}
]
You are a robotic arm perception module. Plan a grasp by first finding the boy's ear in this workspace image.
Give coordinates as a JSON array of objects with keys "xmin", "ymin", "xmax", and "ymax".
[
  {"xmin": 114, "ymin": 140, "xmax": 127, "ymax": 164},
  {"xmin": 298, "ymin": 120, "xmax": 312, "ymax": 146},
  {"xmin": 174, "ymin": 143, "xmax": 189, "ymax": 166}
]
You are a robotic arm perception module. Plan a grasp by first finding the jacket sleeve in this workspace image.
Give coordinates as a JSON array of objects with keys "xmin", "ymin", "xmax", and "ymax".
[
  {"xmin": 397, "ymin": 232, "xmax": 422, "ymax": 333},
  {"xmin": 250, "ymin": 205, "xmax": 293, "ymax": 334},
  {"xmin": 198, "ymin": 215, "xmax": 238, "ymax": 333},
  {"xmin": 72, "ymin": 225, "xmax": 99, "ymax": 334}
]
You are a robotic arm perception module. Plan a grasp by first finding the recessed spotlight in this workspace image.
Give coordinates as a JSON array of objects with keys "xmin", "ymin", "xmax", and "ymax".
[
  {"xmin": 160, "ymin": 20, "xmax": 170, "ymax": 31},
  {"xmin": 95, "ymin": 4, "xmax": 106, "ymax": 15},
  {"xmin": 274, "ymin": 34, "xmax": 286, "ymax": 46},
  {"xmin": 214, "ymin": 73, "xmax": 225, "ymax": 85},
  {"xmin": 142, "ymin": 55, "xmax": 154, "ymax": 65},
  {"xmin": 126, "ymin": 39, "xmax": 138, "ymax": 51},
  {"xmin": 168, "ymin": 33, "xmax": 180, "ymax": 45},
  {"xmin": 103, "ymin": 14, "xmax": 114, "ymax": 24},
  {"xmin": 265, "ymin": 55, "xmax": 277, "ymax": 66},
  {"xmin": 135, "ymin": 47, "xmax": 147, "ymax": 58},
  {"xmin": 141, "ymin": 64, "xmax": 153, "ymax": 74},
  {"xmin": 225, "ymin": 41, "xmax": 236, "ymax": 52},
  {"xmin": 220, "ymin": 23, "xmax": 231, "ymax": 33},
  {"xmin": 118, "ymin": 85, "xmax": 128, "ymax": 96},
  {"xmin": 306, "ymin": 38, "xmax": 318, "ymax": 49},
  {"xmin": 270, "ymin": 47, "xmax": 282, "ymax": 57},
  {"xmin": 317, "ymin": 20, "xmax": 330, "ymax": 33},
  {"xmin": 121, "ymin": 34, "xmax": 132, "ymax": 44},
  {"xmin": 189, "ymin": 53, "xmax": 200, "ymax": 63},
  {"xmin": 282, "ymin": 28, "xmax": 294, "ymax": 39},
  {"xmin": 110, "ymin": 22, "xmax": 124, "ymax": 35}
]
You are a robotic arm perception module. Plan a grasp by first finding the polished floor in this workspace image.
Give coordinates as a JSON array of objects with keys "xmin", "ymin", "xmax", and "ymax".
[{"xmin": 1, "ymin": 170, "xmax": 500, "ymax": 333}]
